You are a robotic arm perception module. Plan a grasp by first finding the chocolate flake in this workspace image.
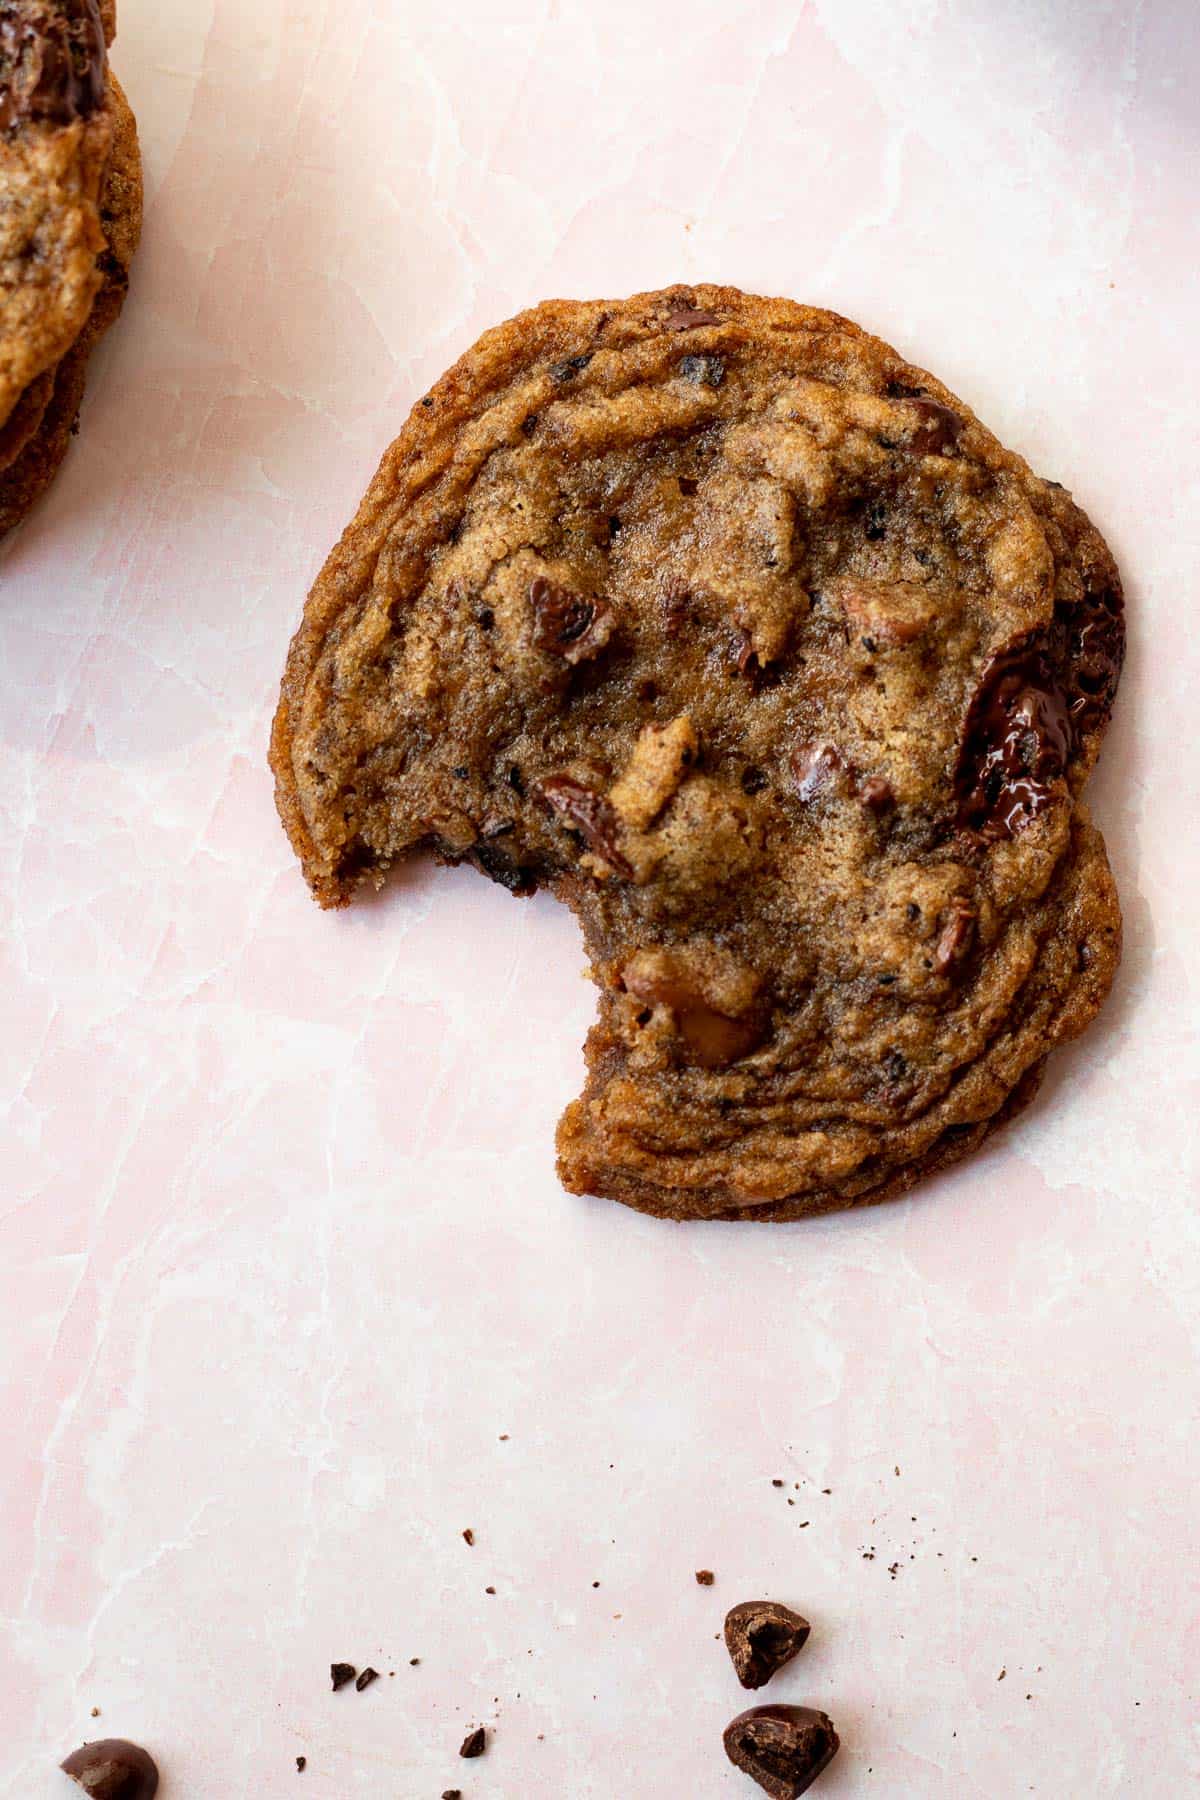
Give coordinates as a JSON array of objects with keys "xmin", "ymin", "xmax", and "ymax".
[
  {"xmin": 330, "ymin": 1662, "xmax": 356, "ymax": 1691},
  {"xmin": 296, "ymin": 1756, "xmax": 306, "ymax": 1772},
  {"xmin": 695, "ymin": 1569, "xmax": 715, "ymax": 1586},
  {"xmin": 355, "ymin": 1667, "xmax": 379, "ymax": 1691},
  {"xmin": 459, "ymin": 1727, "xmax": 487, "ymax": 1759}
]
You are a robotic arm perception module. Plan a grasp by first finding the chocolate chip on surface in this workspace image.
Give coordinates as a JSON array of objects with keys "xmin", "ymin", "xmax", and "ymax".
[
  {"xmin": 330, "ymin": 1662, "xmax": 356, "ymax": 1691},
  {"xmin": 722, "ymin": 1705, "xmax": 839, "ymax": 1798},
  {"xmin": 724, "ymin": 1601, "xmax": 812, "ymax": 1689},
  {"xmin": 355, "ymin": 1667, "xmax": 379, "ymax": 1691},
  {"xmin": 459, "ymin": 1726, "xmax": 487, "ymax": 1759},
  {"xmin": 60, "ymin": 1739, "xmax": 159, "ymax": 1800},
  {"xmin": 695, "ymin": 1568, "xmax": 715, "ymax": 1586}
]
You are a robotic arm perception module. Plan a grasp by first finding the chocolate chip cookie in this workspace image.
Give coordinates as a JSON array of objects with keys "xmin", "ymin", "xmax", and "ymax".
[
  {"xmin": 0, "ymin": 0, "xmax": 141, "ymax": 539},
  {"xmin": 271, "ymin": 285, "xmax": 1123, "ymax": 1221}
]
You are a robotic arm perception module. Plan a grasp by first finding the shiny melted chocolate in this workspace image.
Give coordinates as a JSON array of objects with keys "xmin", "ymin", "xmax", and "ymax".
[
  {"xmin": 956, "ymin": 651, "xmax": 1072, "ymax": 838},
  {"xmin": 956, "ymin": 580, "xmax": 1124, "ymax": 840},
  {"xmin": 0, "ymin": 1, "xmax": 106, "ymax": 134}
]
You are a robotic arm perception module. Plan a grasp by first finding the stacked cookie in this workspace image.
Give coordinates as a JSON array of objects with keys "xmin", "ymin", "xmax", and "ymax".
[{"xmin": 0, "ymin": 0, "xmax": 141, "ymax": 540}]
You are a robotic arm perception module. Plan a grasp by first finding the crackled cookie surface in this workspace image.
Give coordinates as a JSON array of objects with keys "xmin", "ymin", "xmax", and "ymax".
[
  {"xmin": 0, "ymin": 0, "xmax": 140, "ymax": 536},
  {"xmin": 272, "ymin": 286, "xmax": 1123, "ymax": 1221}
]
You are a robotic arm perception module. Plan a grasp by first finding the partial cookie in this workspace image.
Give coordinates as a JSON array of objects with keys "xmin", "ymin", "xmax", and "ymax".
[
  {"xmin": 0, "ymin": 4, "xmax": 140, "ymax": 535},
  {"xmin": 271, "ymin": 286, "xmax": 1124, "ymax": 1222}
]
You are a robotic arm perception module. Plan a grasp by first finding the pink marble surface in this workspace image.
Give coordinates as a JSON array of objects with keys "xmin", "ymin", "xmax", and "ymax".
[{"xmin": 2, "ymin": 1, "xmax": 1197, "ymax": 1794}]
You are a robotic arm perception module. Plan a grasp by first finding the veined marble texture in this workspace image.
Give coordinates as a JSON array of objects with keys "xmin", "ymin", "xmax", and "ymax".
[{"xmin": 2, "ymin": 1, "xmax": 1196, "ymax": 1794}]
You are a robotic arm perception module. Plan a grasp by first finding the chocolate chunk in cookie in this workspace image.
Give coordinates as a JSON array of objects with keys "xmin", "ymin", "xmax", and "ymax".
[
  {"xmin": 724, "ymin": 1601, "xmax": 811, "ymax": 1689},
  {"xmin": 60, "ymin": 1738, "xmax": 159, "ymax": 1799},
  {"xmin": 271, "ymin": 286, "xmax": 1124, "ymax": 1222}
]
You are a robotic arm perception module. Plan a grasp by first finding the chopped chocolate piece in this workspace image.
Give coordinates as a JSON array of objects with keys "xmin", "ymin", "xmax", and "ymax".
[
  {"xmin": 722, "ymin": 1705, "xmax": 839, "ymax": 1798},
  {"xmin": 442, "ymin": 1791, "xmax": 463, "ymax": 1799},
  {"xmin": 903, "ymin": 396, "xmax": 962, "ymax": 455},
  {"xmin": 296, "ymin": 1756, "xmax": 306, "ymax": 1772},
  {"xmin": 459, "ymin": 1727, "xmax": 487, "ymax": 1759},
  {"xmin": 664, "ymin": 306, "xmax": 722, "ymax": 330},
  {"xmin": 695, "ymin": 1569, "xmax": 715, "ymax": 1586},
  {"xmin": 858, "ymin": 775, "xmax": 894, "ymax": 812},
  {"xmin": 528, "ymin": 575, "xmax": 614, "ymax": 664},
  {"xmin": 934, "ymin": 900, "xmax": 976, "ymax": 973},
  {"xmin": 330, "ymin": 1662, "xmax": 356, "ymax": 1691},
  {"xmin": 462, "ymin": 1528, "xmax": 474, "ymax": 1545},
  {"xmin": 539, "ymin": 775, "xmax": 632, "ymax": 878},
  {"xmin": 60, "ymin": 1740, "xmax": 159, "ymax": 1800},
  {"xmin": 356, "ymin": 1667, "xmax": 379, "ymax": 1691},
  {"xmin": 724, "ymin": 1601, "xmax": 812, "ymax": 1689}
]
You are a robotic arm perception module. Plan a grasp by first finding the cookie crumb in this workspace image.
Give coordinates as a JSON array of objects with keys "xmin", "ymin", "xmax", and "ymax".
[
  {"xmin": 296, "ymin": 1755, "xmax": 306, "ymax": 1772},
  {"xmin": 330, "ymin": 1662, "xmax": 356, "ymax": 1691},
  {"xmin": 695, "ymin": 1569, "xmax": 715, "ymax": 1586},
  {"xmin": 462, "ymin": 1528, "xmax": 475, "ymax": 1546},
  {"xmin": 459, "ymin": 1727, "xmax": 487, "ymax": 1759},
  {"xmin": 356, "ymin": 1667, "xmax": 379, "ymax": 1691}
]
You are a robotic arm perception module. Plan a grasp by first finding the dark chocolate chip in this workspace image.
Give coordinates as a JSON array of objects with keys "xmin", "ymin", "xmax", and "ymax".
[
  {"xmin": 722, "ymin": 1705, "xmax": 840, "ymax": 1799},
  {"xmin": 0, "ymin": 0, "xmax": 107, "ymax": 135},
  {"xmin": 421, "ymin": 395, "xmax": 435, "ymax": 408},
  {"xmin": 462, "ymin": 1528, "xmax": 475, "ymax": 1545},
  {"xmin": 695, "ymin": 1569, "xmax": 715, "ymax": 1586},
  {"xmin": 442, "ymin": 1792, "xmax": 463, "ymax": 1799},
  {"xmin": 724, "ymin": 1601, "xmax": 811, "ymax": 1690},
  {"xmin": 741, "ymin": 766, "xmax": 768, "ymax": 796},
  {"xmin": 664, "ymin": 306, "xmax": 722, "ymax": 330},
  {"xmin": 459, "ymin": 1727, "xmax": 487, "ymax": 1759},
  {"xmin": 538, "ymin": 775, "xmax": 632, "ymax": 878},
  {"xmin": 863, "ymin": 501, "xmax": 887, "ymax": 541},
  {"xmin": 330, "ymin": 1662, "xmax": 357, "ymax": 1691},
  {"xmin": 885, "ymin": 377, "xmax": 927, "ymax": 399},
  {"xmin": 680, "ymin": 353, "xmax": 726, "ymax": 388},
  {"xmin": 550, "ymin": 351, "xmax": 593, "ymax": 382},
  {"xmin": 355, "ymin": 1667, "xmax": 379, "ymax": 1691},
  {"xmin": 60, "ymin": 1740, "xmax": 159, "ymax": 1800},
  {"xmin": 296, "ymin": 1756, "xmax": 306, "ymax": 1772},
  {"xmin": 678, "ymin": 475, "xmax": 699, "ymax": 496}
]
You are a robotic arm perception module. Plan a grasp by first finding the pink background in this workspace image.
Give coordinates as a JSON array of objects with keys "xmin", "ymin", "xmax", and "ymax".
[{"xmin": 2, "ymin": 1, "xmax": 1197, "ymax": 1794}]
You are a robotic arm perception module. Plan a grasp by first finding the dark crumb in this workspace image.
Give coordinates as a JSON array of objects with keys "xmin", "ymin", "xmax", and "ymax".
[
  {"xmin": 462, "ymin": 1528, "xmax": 475, "ymax": 1546},
  {"xmin": 998, "ymin": 1668, "xmax": 1006, "ymax": 1681},
  {"xmin": 330, "ymin": 1662, "xmax": 356, "ymax": 1691},
  {"xmin": 499, "ymin": 1433, "xmax": 509, "ymax": 1440},
  {"xmin": 442, "ymin": 1792, "xmax": 463, "ymax": 1799},
  {"xmin": 772, "ymin": 1479, "xmax": 784, "ymax": 1488},
  {"xmin": 410, "ymin": 1658, "xmax": 421, "ymax": 1666},
  {"xmin": 592, "ymin": 1580, "xmax": 600, "ymax": 1588},
  {"xmin": 356, "ymin": 1667, "xmax": 380, "ymax": 1691},
  {"xmin": 90, "ymin": 1708, "xmax": 100, "ymax": 1718},
  {"xmin": 460, "ymin": 1726, "xmax": 487, "ymax": 1759},
  {"xmin": 296, "ymin": 1755, "xmax": 306, "ymax": 1772},
  {"xmin": 695, "ymin": 1570, "xmax": 715, "ymax": 1586},
  {"xmin": 485, "ymin": 1585, "xmax": 496, "ymax": 1595}
]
